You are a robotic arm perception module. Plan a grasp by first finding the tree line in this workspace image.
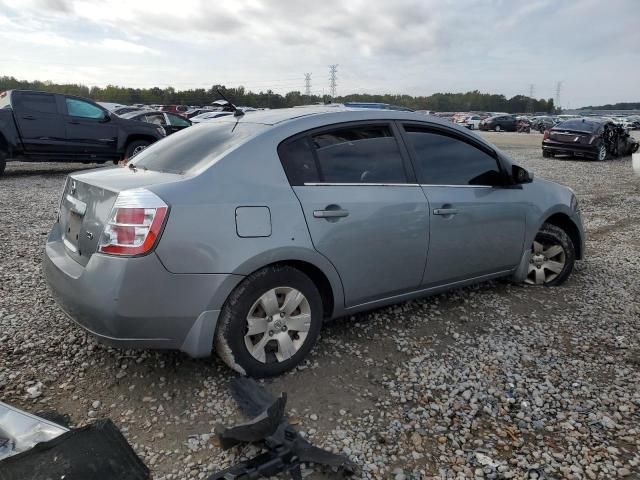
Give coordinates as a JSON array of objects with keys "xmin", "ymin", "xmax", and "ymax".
[{"xmin": 0, "ymin": 76, "xmax": 556, "ymax": 113}]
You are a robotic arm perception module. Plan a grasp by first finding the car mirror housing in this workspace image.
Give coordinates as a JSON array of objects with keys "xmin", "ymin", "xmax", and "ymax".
[
  {"xmin": 101, "ymin": 112, "xmax": 111, "ymax": 123},
  {"xmin": 512, "ymin": 164, "xmax": 533, "ymax": 184}
]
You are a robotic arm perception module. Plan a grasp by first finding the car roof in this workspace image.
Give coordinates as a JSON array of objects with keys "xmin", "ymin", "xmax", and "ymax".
[{"xmin": 213, "ymin": 106, "xmax": 458, "ymax": 127}]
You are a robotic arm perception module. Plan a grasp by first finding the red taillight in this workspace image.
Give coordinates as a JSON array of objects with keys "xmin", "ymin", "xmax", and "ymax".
[
  {"xmin": 543, "ymin": 129, "xmax": 550, "ymax": 140},
  {"xmin": 98, "ymin": 189, "xmax": 168, "ymax": 256}
]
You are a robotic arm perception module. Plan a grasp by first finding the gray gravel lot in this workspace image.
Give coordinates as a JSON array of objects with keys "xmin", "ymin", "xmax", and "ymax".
[{"xmin": 0, "ymin": 132, "xmax": 638, "ymax": 479}]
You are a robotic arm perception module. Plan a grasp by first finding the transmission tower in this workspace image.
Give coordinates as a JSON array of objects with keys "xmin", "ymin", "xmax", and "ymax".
[
  {"xmin": 527, "ymin": 84, "xmax": 535, "ymax": 113},
  {"xmin": 304, "ymin": 73, "xmax": 312, "ymax": 96},
  {"xmin": 329, "ymin": 64, "xmax": 338, "ymax": 99},
  {"xmin": 555, "ymin": 81, "xmax": 563, "ymax": 111}
]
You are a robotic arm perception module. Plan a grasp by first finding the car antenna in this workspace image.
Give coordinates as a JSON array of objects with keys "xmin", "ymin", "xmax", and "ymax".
[{"xmin": 216, "ymin": 89, "xmax": 244, "ymax": 117}]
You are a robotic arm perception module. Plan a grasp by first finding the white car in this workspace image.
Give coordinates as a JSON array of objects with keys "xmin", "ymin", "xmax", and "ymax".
[
  {"xmin": 190, "ymin": 111, "xmax": 234, "ymax": 123},
  {"xmin": 462, "ymin": 115, "xmax": 483, "ymax": 130}
]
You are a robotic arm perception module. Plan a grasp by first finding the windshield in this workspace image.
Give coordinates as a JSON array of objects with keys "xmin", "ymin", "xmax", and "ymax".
[
  {"xmin": 131, "ymin": 121, "xmax": 267, "ymax": 174},
  {"xmin": 556, "ymin": 119, "xmax": 599, "ymax": 132}
]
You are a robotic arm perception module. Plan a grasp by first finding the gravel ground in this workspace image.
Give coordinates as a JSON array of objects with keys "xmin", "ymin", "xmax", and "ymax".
[{"xmin": 0, "ymin": 132, "xmax": 639, "ymax": 479}]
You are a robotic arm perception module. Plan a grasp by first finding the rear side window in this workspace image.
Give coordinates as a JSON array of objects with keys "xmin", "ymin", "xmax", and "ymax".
[
  {"xmin": 278, "ymin": 137, "xmax": 319, "ymax": 185},
  {"xmin": 404, "ymin": 127, "xmax": 503, "ymax": 186},
  {"xmin": 15, "ymin": 93, "xmax": 58, "ymax": 114},
  {"xmin": 132, "ymin": 122, "xmax": 267, "ymax": 174},
  {"xmin": 311, "ymin": 125, "xmax": 406, "ymax": 183}
]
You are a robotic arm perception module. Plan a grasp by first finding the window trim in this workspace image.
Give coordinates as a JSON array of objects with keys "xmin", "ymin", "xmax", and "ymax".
[
  {"xmin": 277, "ymin": 120, "xmax": 418, "ymax": 186},
  {"xmin": 397, "ymin": 121, "xmax": 509, "ymax": 187}
]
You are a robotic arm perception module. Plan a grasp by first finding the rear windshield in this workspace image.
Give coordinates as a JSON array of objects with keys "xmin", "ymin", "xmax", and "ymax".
[
  {"xmin": 131, "ymin": 121, "xmax": 267, "ymax": 174},
  {"xmin": 556, "ymin": 119, "xmax": 599, "ymax": 132}
]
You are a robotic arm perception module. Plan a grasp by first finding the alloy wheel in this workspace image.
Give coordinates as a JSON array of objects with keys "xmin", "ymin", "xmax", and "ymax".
[
  {"xmin": 132, "ymin": 145, "xmax": 147, "ymax": 157},
  {"xmin": 244, "ymin": 287, "xmax": 311, "ymax": 363},
  {"xmin": 598, "ymin": 144, "xmax": 607, "ymax": 161},
  {"xmin": 525, "ymin": 240, "xmax": 567, "ymax": 285}
]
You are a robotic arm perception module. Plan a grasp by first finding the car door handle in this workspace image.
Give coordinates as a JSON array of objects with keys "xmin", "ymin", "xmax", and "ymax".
[
  {"xmin": 22, "ymin": 115, "xmax": 35, "ymax": 120},
  {"xmin": 433, "ymin": 208, "xmax": 459, "ymax": 216},
  {"xmin": 68, "ymin": 120, "xmax": 80, "ymax": 125},
  {"xmin": 313, "ymin": 209, "xmax": 349, "ymax": 218}
]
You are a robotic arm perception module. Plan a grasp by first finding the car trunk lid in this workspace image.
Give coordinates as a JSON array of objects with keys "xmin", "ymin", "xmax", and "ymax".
[
  {"xmin": 549, "ymin": 129, "xmax": 593, "ymax": 145},
  {"xmin": 57, "ymin": 167, "xmax": 181, "ymax": 266}
]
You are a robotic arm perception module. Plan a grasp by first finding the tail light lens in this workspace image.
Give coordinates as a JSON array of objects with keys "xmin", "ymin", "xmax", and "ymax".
[
  {"xmin": 98, "ymin": 188, "xmax": 168, "ymax": 256},
  {"xmin": 543, "ymin": 129, "xmax": 550, "ymax": 140}
]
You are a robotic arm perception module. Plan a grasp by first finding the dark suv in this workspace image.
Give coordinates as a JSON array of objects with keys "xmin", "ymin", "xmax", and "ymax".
[
  {"xmin": 0, "ymin": 90, "xmax": 165, "ymax": 175},
  {"xmin": 479, "ymin": 115, "xmax": 517, "ymax": 132}
]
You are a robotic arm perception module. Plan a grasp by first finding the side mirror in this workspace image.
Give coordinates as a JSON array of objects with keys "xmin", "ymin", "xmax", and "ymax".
[
  {"xmin": 100, "ymin": 112, "xmax": 111, "ymax": 123},
  {"xmin": 512, "ymin": 165, "xmax": 533, "ymax": 184}
]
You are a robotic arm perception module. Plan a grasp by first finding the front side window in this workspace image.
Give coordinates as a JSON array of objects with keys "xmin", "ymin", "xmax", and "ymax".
[
  {"xmin": 403, "ymin": 126, "xmax": 503, "ymax": 186},
  {"xmin": 17, "ymin": 93, "xmax": 58, "ymax": 114},
  {"xmin": 65, "ymin": 98, "xmax": 104, "ymax": 119},
  {"xmin": 310, "ymin": 125, "xmax": 407, "ymax": 183}
]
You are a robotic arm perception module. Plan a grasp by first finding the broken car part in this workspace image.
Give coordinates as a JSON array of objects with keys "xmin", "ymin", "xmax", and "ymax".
[{"xmin": 209, "ymin": 377, "xmax": 357, "ymax": 479}]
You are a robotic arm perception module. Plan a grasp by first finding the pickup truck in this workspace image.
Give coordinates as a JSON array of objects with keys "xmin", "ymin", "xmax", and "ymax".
[{"xmin": 0, "ymin": 90, "xmax": 166, "ymax": 176}]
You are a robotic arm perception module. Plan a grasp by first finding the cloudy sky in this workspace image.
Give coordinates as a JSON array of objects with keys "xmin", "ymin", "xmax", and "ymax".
[{"xmin": 0, "ymin": 0, "xmax": 638, "ymax": 108}]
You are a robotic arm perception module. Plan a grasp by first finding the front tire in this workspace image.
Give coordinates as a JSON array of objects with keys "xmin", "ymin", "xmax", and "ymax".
[
  {"xmin": 215, "ymin": 265, "xmax": 323, "ymax": 377},
  {"xmin": 596, "ymin": 143, "xmax": 607, "ymax": 161},
  {"xmin": 0, "ymin": 152, "xmax": 6, "ymax": 177},
  {"xmin": 542, "ymin": 150, "xmax": 552, "ymax": 158},
  {"xmin": 124, "ymin": 140, "xmax": 150, "ymax": 162},
  {"xmin": 525, "ymin": 223, "xmax": 575, "ymax": 286},
  {"xmin": 495, "ymin": 125, "xmax": 501, "ymax": 132}
]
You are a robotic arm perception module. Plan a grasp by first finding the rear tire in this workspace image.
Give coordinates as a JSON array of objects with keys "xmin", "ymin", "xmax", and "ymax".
[
  {"xmin": 542, "ymin": 150, "xmax": 552, "ymax": 158},
  {"xmin": 214, "ymin": 265, "xmax": 323, "ymax": 378},
  {"xmin": 525, "ymin": 223, "xmax": 575, "ymax": 287},
  {"xmin": 124, "ymin": 140, "xmax": 150, "ymax": 162},
  {"xmin": 495, "ymin": 125, "xmax": 501, "ymax": 132},
  {"xmin": 0, "ymin": 152, "xmax": 6, "ymax": 177}
]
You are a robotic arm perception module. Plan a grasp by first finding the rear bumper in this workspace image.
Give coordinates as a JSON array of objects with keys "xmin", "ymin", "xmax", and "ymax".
[
  {"xmin": 43, "ymin": 223, "xmax": 243, "ymax": 357},
  {"xmin": 542, "ymin": 141, "xmax": 598, "ymax": 158}
]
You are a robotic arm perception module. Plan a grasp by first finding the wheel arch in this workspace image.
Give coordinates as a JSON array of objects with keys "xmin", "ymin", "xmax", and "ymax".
[
  {"xmin": 121, "ymin": 134, "xmax": 157, "ymax": 154},
  {"xmin": 229, "ymin": 248, "xmax": 345, "ymax": 320},
  {"xmin": 542, "ymin": 212, "xmax": 584, "ymax": 260}
]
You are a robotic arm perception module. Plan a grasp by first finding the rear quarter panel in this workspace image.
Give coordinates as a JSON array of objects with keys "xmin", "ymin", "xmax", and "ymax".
[{"xmin": 149, "ymin": 131, "xmax": 346, "ymax": 312}]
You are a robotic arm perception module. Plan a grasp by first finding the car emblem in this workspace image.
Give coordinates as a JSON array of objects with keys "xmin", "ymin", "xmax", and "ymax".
[{"xmin": 70, "ymin": 180, "xmax": 77, "ymax": 195}]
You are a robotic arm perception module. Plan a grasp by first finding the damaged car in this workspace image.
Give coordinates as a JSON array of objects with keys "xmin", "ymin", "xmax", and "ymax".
[
  {"xmin": 542, "ymin": 118, "xmax": 639, "ymax": 160},
  {"xmin": 44, "ymin": 107, "xmax": 584, "ymax": 377}
]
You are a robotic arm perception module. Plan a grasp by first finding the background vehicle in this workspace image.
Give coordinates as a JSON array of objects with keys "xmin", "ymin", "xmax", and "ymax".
[
  {"xmin": 479, "ymin": 115, "xmax": 517, "ymax": 132},
  {"xmin": 0, "ymin": 90, "xmax": 165, "ymax": 176},
  {"xmin": 44, "ymin": 108, "xmax": 584, "ymax": 378},
  {"xmin": 542, "ymin": 118, "xmax": 639, "ymax": 160},
  {"xmin": 160, "ymin": 105, "xmax": 190, "ymax": 116},
  {"xmin": 120, "ymin": 110, "xmax": 192, "ymax": 135},
  {"xmin": 112, "ymin": 106, "xmax": 141, "ymax": 116},
  {"xmin": 190, "ymin": 111, "xmax": 235, "ymax": 123},
  {"xmin": 462, "ymin": 114, "xmax": 482, "ymax": 130},
  {"xmin": 531, "ymin": 116, "xmax": 557, "ymax": 133},
  {"xmin": 516, "ymin": 118, "xmax": 531, "ymax": 133}
]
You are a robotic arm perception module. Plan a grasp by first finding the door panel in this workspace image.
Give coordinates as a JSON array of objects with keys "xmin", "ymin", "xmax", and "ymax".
[
  {"xmin": 63, "ymin": 97, "xmax": 118, "ymax": 156},
  {"xmin": 421, "ymin": 186, "xmax": 525, "ymax": 286},
  {"xmin": 294, "ymin": 185, "xmax": 429, "ymax": 306},
  {"xmin": 13, "ymin": 92, "xmax": 66, "ymax": 153}
]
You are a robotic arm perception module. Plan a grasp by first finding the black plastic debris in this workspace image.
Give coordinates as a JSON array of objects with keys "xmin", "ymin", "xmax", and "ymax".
[
  {"xmin": 0, "ymin": 419, "xmax": 150, "ymax": 480},
  {"xmin": 210, "ymin": 377, "xmax": 357, "ymax": 480}
]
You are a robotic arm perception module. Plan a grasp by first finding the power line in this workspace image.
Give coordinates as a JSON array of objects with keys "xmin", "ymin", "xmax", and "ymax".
[
  {"xmin": 304, "ymin": 73, "xmax": 312, "ymax": 96},
  {"xmin": 527, "ymin": 84, "xmax": 535, "ymax": 113},
  {"xmin": 328, "ymin": 64, "xmax": 338, "ymax": 99}
]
